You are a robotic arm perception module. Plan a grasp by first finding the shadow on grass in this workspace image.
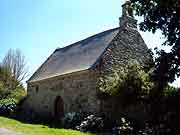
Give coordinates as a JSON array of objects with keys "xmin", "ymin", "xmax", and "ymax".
[{"xmin": 1, "ymin": 113, "xmax": 63, "ymax": 129}]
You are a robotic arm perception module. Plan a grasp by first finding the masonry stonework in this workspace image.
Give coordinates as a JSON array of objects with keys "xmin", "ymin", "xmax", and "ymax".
[
  {"xmin": 24, "ymin": 1, "xmax": 150, "ymax": 120},
  {"xmin": 96, "ymin": 28, "xmax": 149, "ymax": 119},
  {"xmin": 99, "ymin": 28, "xmax": 148, "ymax": 76},
  {"xmin": 24, "ymin": 70, "xmax": 100, "ymax": 118}
]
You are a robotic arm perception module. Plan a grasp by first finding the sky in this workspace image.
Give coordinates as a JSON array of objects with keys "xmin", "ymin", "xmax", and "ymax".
[{"xmin": 0, "ymin": 0, "xmax": 179, "ymax": 87}]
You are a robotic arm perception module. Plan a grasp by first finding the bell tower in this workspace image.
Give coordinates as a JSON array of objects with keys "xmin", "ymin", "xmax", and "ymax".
[{"xmin": 119, "ymin": 0, "xmax": 137, "ymax": 29}]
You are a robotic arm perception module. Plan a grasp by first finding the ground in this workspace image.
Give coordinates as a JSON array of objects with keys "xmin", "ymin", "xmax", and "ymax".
[
  {"xmin": 0, "ymin": 117, "xmax": 95, "ymax": 135},
  {"xmin": 0, "ymin": 128, "xmax": 22, "ymax": 135}
]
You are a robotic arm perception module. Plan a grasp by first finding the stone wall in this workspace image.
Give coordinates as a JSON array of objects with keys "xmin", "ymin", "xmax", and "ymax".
[
  {"xmin": 23, "ymin": 70, "xmax": 100, "ymax": 118},
  {"xmin": 99, "ymin": 28, "xmax": 149, "ymax": 76},
  {"xmin": 23, "ymin": 27, "xmax": 149, "ymax": 120},
  {"xmin": 97, "ymin": 27, "xmax": 149, "ymax": 119}
]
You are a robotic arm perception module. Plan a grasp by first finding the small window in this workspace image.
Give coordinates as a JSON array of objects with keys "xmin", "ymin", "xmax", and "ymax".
[{"xmin": 35, "ymin": 86, "xmax": 39, "ymax": 93}]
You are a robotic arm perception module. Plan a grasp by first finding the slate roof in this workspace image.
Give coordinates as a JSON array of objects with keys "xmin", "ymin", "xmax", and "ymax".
[{"xmin": 28, "ymin": 27, "xmax": 119, "ymax": 82}]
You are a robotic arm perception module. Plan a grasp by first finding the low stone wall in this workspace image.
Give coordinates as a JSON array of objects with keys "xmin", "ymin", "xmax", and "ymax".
[{"xmin": 99, "ymin": 95, "xmax": 148, "ymax": 122}]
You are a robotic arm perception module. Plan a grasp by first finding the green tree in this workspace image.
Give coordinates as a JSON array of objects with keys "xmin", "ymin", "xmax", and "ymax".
[
  {"xmin": 0, "ymin": 65, "xmax": 12, "ymax": 89},
  {"xmin": 0, "ymin": 65, "xmax": 12, "ymax": 99},
  {"xmin": 0, "ymin": 49, "xmax": 27, "ymax": 101},
  {"xmin": 99, "ymin": 60, "xmax": 154, "ymax": 106},
  {"xmin": 131, "ymin": 0, "xmax": 180, "ymax": 97}
]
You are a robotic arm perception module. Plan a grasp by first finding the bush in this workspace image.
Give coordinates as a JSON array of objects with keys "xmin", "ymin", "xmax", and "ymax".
[
  {"xmin": 63, "ymin": 112, "xmax": 83, "ymax": 129},
  {"xmin": 6, "ymin": 86, "xmax": 26, "ymax": 103},
  {"xmin": 112, "ymin": 117, "xmax": 133, "ymax": 135},
  {"xmin": 0, "ymin": 85, "xmax": 26, "ymax": 118},
  {"xmin": 76, "ymin": 114, "xmax": 104, "ymax": 133},
  {"xmin": 138, "ymin": 123, "xmax": 173, "ymax": 135},
  {"xmin": 63, "ymin": 113, "xmax": 112, "ymax": 133},
  {"xmin": 0, "ymin": 98, "xmax": 17, "ymax": 116},
  {"xmin": 62, "ymin": 112, "xmax": 175, "ymax": 134}
]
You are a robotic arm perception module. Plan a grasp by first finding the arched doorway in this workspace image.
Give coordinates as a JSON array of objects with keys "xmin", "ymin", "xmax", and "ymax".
[{"xmin": 54, "ymin": 96, "xmax": 64, "ymax": 119}]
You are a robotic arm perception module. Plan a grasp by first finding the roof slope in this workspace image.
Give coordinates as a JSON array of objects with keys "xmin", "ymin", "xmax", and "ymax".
[{"xmin": 28, "ymin": 28, "xmax": 119, "ymax": 82}]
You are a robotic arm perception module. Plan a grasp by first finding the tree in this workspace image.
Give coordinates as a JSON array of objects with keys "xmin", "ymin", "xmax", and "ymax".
[
  {"xmin": 99, "ymin": 60, "xmax": 154, "ymax": 107},
  {"xmin": 130, "ymin": 0, "xmax": 180, "ymax": 96},
  {"xmin": 2, "ymin": 49, "xmax": 28, "ymax": 88},
  {"xmin": 0, "ymin": 65, "xmax": 13, "ymax": 98},
  {"xmin": 0, "ymin": 65, "xmax": 12, "ymax": 89}
]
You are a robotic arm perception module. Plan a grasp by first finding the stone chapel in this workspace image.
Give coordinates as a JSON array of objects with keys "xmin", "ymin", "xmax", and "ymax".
[{"xmin": 24, "ymin": 1, "xmax": 149, "ymax": 119}]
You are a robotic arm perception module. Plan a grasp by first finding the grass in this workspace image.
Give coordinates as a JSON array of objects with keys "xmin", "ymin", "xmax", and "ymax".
[{"xmin": 0, "ymin": 116, "xmax": 95, "ymax": 135}]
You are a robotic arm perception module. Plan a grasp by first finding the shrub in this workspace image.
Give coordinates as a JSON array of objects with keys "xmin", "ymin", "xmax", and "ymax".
[
  {"xmin": 138, "ymin": 123, "xmax": 173, "ymax": 135},
  {"xmin": 6, "ymin": 86, "xmax": 27, "ymax": 103},
  {"xmin": 112, "ymin": 117, "xmax": 134, "ymax": 135},
  {"xmin": 76, "ymin": 114, "xmax": 104, "ymax": 133},
  {"xmin": 0, "ymin": 98, "xmax": 17, "ymax": 116},
  {"xmin": 63, "ymin": 112, "xmax": 83, "ymax": 129},
  {"xmin": 63, "ymin": 113, "xmax": 112, "ymax": 133}
]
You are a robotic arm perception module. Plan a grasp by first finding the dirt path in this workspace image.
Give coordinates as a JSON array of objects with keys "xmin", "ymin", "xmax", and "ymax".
[{"xmin": 0, "ymin": 128, "xmax": 23, "ymax": 135}]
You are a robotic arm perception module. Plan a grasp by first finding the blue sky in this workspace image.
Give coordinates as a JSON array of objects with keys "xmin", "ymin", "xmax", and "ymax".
[{"xmin": 0, "ymin": 0, "xmax": 178, "ymax": 87}]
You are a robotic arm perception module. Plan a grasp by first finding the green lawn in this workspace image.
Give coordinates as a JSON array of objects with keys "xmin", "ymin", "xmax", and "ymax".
[{"xmin": 0, "ymin": 116, "xmax": 95, "ymax": 135}]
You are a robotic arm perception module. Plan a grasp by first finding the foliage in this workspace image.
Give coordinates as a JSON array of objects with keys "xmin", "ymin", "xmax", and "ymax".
[
  {"xmin": 0, "ymin": 89, "xmax": 11, "ymax": 100},
  {"xmin": 112, "ymin": 117, "xmax": 134, "ymax": 135},
  {"xmin": 0, "ymin": 82, "xmax": 26, "ymax": 117},
  {"xmin": 63, "ymin": 112, "xmax": 83, "ymax": 129},
  {"xmin": 0, "ymin": 86, "xmax": 26, "ymax": 104},
  {"xmin": 0, "ymin": 65, "xmax": 12, "ymax": 80},
  {"xmin": 0, "ymin": 65, "xmax": 12, "ymax": 90},
  {"xmin": 99, "ymin": 60, "xmax": 153, "ymax": 103},
  {"xmin": 0, "ymin": 66, "xmax": 12, "ymax": 99},
  {"xmin": 0, "ymin": 98, "xmax": 17, "ymax": 116},
  {"xmin": 0, "ymin": 49, "xmax": 28, "ymax": 99},
  {"xmin": 162, "ymin": 90, "xmax": 180, "ymax": 133},
  {"xmin": 0, "ymin": 81, "xmax": 5, "ymax": 95},
  {"xmin": 0, "ymin": 49, "xmax": 27, "ymax": 108},
  {"xmin": 131, "ymin": 0, "xmax": 179, "ymax": 47},
  {"xmin": 6, "ymin": 86, "xmax": 26, "ymax": 103},
  {"xmin": 164, "ymin": 85, "xmax": 179, "ymax": 96},
  {"xmin": 0, "ymin": 51, "xmax": 27, "ymax": 108},
  {"xmin": 131, "ymin": 0, "xmax": 180, "ymax": 96},
  {"xmin": 63, "ymin": 113, "xmax": 112, "ymax": 133},
  {"xmin": 137, "ymin": 123, "xmax": 173, "ymax": 135},
  {"xmin": 76, "ymin": 114, "xmax": 104, "ymax": 133}
]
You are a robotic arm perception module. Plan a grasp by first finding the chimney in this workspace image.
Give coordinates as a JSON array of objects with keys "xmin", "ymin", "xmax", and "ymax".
[{"xmin": 119, "ymin": 0, "xmax": 137, "ymax": 29}]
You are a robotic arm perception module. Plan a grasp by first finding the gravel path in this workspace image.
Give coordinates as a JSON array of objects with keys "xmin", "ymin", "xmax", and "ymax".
[{"xmin": 0, "ymin": 128, "xmax": 23, "ymax": 135}]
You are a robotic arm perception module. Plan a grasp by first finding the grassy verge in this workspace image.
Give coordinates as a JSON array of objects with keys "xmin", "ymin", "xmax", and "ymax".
[{"xmin": 0, "ymin": 116, "xmax": 95, "ymax": 135}]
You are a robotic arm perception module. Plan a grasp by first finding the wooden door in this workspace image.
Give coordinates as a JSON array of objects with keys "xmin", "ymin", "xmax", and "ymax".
[{"xmin": 54, "ymin": 96, "xmax": 64, "ymax": 119}]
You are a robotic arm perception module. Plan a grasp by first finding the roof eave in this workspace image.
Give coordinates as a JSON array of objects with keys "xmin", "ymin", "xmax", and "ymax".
[{"xmin": 27, "ymin": 69, "xmax": 91, "ymax": 84}]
